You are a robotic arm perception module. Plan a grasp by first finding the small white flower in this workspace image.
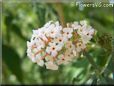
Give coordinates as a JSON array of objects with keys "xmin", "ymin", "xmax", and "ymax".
[
  {"xmin": 64, "ymin": 50, "xmax": 74, "ymax": 59},
  {"xmin": 31, "ymin": 57, "xmax": 37, "ymax": 63},
  {"xmin": 81, "ymin": 35, "xmax": 92, "ymax": 44},
  {"xmin": 45, "ymin": 21, "xmax": 62, "ymax": 38},
  {"xmin": 45, "ymin": 61, "xmax": 58, "ymax": 70},
  {"xmin": 77, "ymin": 26, "xmax": 84, "ymax": 36},
  {"xmin": 32, "ymin": 48, "xmax": 38, "ymax": 54},
  {"xmin": 57, "ymin": 52, "xmax": 73, "ymax": 65},
  {"xmin": 57, "ymin": 58, "xmax": 70, "ymax": 65},
  {"xmin": 49, "ymin": 28, "xmax": 61, "ymax": 38},
  {"xmin": 35, "ymin": 38, "xmax": 45, "ymax": 50},
  {"xmin": 44, "ymin": 55, "xmax": 53, "ymax": 61},
  {"xmin": 37, "ymin": 59, "xmax": 44, "ymax": 66},
  {"xmin": 65, "ymin": 41, "xmax": 75, "ymax": 51},
  {"xmin": 27, "ymin": 41, "xmax": 31, "ymax": 47},
  {"xmin": 55, "ymin": 21, "xmax": 60, "ymax": 26},
  {"xmin": 46, "ymin": 42, "xmax": 60, "ymax": 57},
  {"xmin": 76, "ymin": 42, "xmax": 86, "ymax": 52},
  {"xmin": 77, "ymin": 25, "xmax": 94, "ymax": 44},
  {"xmin": 63, "ymin": 27, "xmax": 73, "ymax": 39},
  {"xmin": 53, "ymin": 36, "xmax": 66, "ymax": 48},
  {"xmin": 55, "ymin": 21, "xmax": 62, "ymax": 30},
  {"xmin": 27, "ymin": 53, "xmax": 36, "ymax": 62},
  {"xmin": 33, "ymin": 29, "xmax": 48, "ymax": 42},
  {"xmin": 57, "ymin": 48, "xmax": 76, "ymax": 65},
  {"xmin": 83, "ymin": 26, "xmax": 94, "ymax": 37},
  {"xmin": 71, "ymin": 22, "xmax": 81, "ymax": 30},
  {"xmin": 44, "ymin": 21, "xmax": 52, "ymax": 28},
  {"xmin": 35, "ymin": 53, "xmax": 42, "ymax": 59},
  {"xmin": 80, "ymin": 20, "xmax": 87, "ymax": 26}
]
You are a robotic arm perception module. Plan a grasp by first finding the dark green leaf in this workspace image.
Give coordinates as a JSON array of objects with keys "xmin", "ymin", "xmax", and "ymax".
[{"xmin": 2, "ymin": 44, "xmax": 23, "ymax": 82}]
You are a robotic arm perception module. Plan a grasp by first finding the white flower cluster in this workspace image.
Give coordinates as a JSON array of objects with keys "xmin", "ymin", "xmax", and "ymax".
[{"xmin": 27, "ymin": 20, "xmax": 95, "ymax": 70}]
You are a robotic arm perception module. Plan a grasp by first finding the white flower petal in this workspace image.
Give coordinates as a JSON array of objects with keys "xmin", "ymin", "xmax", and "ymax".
[
  {"xmin": 45, "ymin": 61, "xmax": 58, "ymax": 70},
  {"xmin": 37, "ymin": 60, "xmax": 44, "ymax": 66},
  {"xmin": 51, "ymin": 51, "xmax": 57, "ymax": 57}
]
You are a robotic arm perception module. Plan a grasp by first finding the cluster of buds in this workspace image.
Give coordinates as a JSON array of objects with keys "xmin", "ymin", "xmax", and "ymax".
[{"xmin": 27, "ymin": 20, "xmax": 95, "ymax": 70}]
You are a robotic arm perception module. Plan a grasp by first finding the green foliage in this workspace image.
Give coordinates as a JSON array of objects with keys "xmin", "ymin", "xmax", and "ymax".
[
  {"xmin": 2, "ymin": 45, "xmax": 23, "ymax": 83},
  {"xmin": 1, "ymin": 1, "xmax": 114, "ymax": 85}
]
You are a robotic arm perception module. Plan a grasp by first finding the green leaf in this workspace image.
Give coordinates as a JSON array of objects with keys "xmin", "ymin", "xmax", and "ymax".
[
  {"xmin": 2, "ymin": 44, "xmax": 23, "ymax": 82},
  {"xmin": 4, "ymin": 10, "xmax": 27, "ymax": 41},
  {"xmin": 107, "ymin": 52, "xmax": 114, "ymax": 73},
  {"xmin": 35, "ymin": 4, "xmax": 46, "ymax": 27},
  {"xmin": 91, "ymin": 76, "xmax": 97, "ymax": 85}
]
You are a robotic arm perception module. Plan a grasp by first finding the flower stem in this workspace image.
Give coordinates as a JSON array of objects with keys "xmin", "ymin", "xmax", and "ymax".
[{"xmin": 54, "ymin": 3, "xmax": 65, "ymax": 27}]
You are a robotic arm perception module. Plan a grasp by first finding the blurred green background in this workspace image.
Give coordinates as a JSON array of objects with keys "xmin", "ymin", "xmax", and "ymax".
[{"xmin": 1, "ymin": 0, "xmax": 114, "ymax": 85}]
